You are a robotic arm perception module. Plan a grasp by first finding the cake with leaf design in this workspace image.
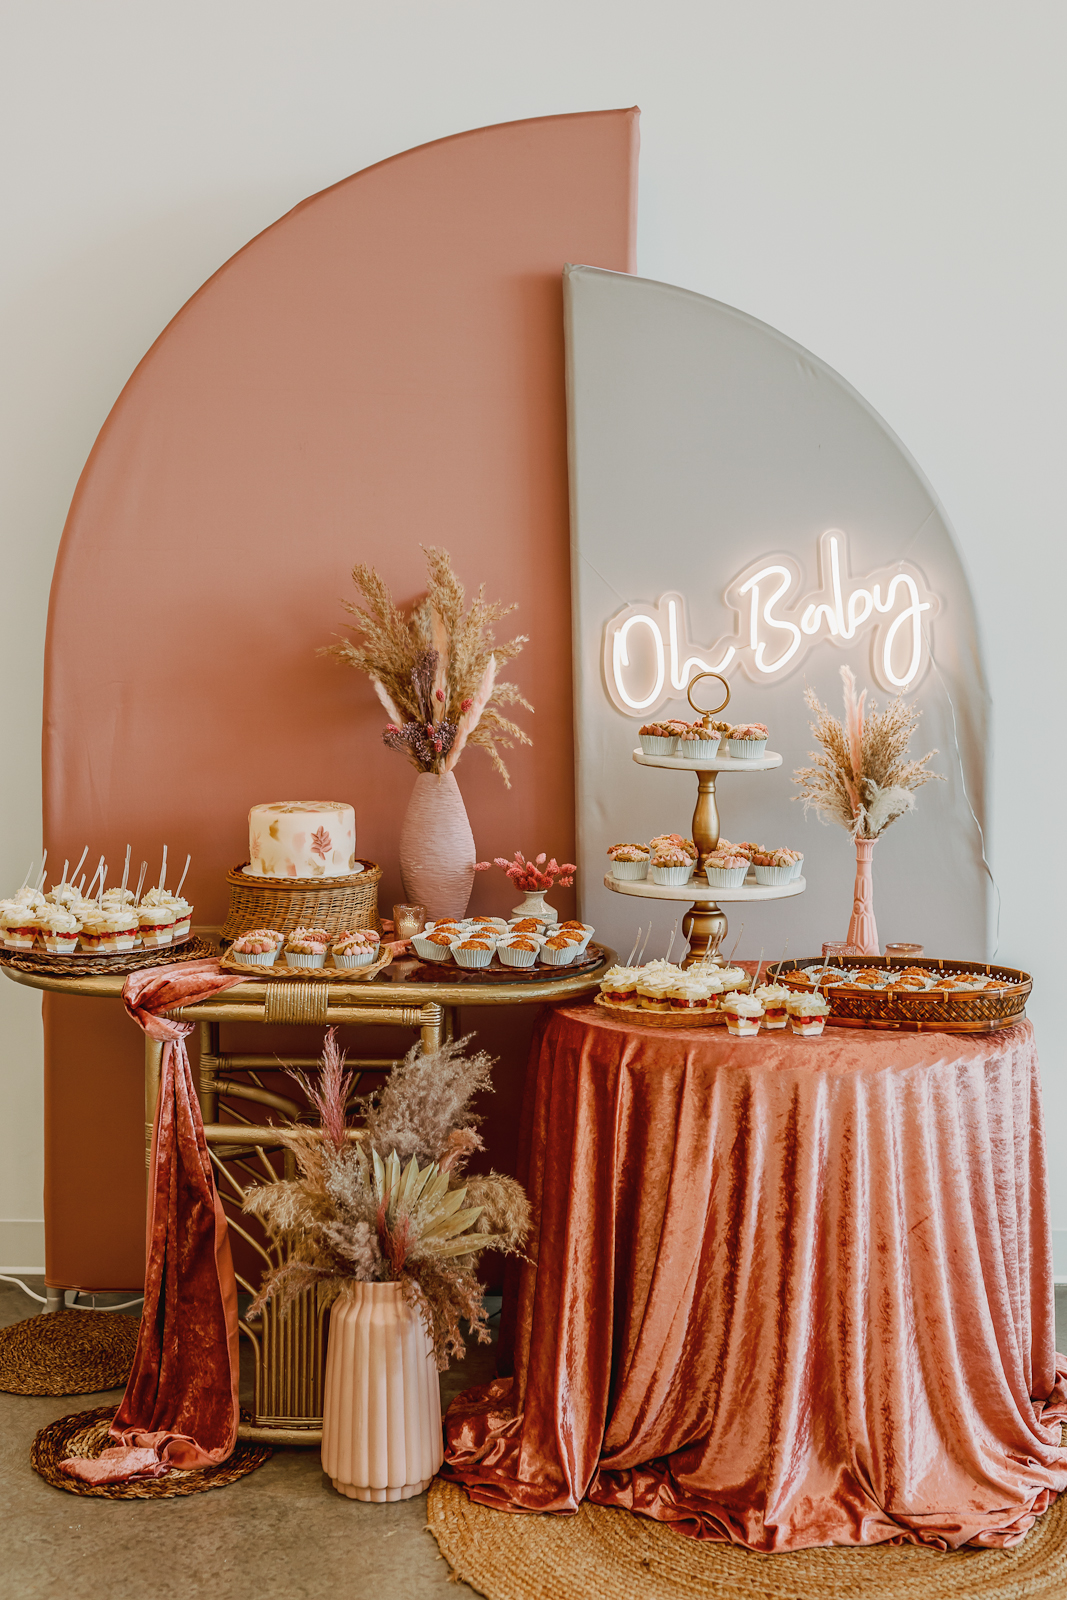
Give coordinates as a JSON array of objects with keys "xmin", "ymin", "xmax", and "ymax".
[{"xmin": 247, "ymin": 802, "xmax": 358, "ymax": 879}]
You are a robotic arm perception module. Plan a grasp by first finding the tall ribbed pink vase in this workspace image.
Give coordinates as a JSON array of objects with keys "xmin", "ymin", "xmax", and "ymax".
[
  {"xmin": 398, "ymin": 771, "xmax": 477, "ymax": 920},
  {"xmin": 321, "ymin": 1282, "xmax": 443, "ymax": 1502},
  {"xmin": 847, "ymin": 837, "xmax": 879, "ymax": 956}
]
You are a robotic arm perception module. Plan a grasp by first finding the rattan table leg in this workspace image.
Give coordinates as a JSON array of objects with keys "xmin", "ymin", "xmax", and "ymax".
[
  {"xmin": 421, "ymin": 1003, "xmax": 446, "ymax": 1054},
  {"xmin": 144, "ymin": 1035, "xmax": 162, "ymax": 1173}
]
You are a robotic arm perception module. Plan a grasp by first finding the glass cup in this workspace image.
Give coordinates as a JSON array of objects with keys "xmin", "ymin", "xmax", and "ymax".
[
  {"xmin": 822, "ymin": 942, "xmax": 862, "ymax": 960},
  {"xmin": 885, "ymin": 942, "xmax": 924, "ymax": 960},
  {"xmin": 392, "ymin": 904, "xmax": 427, "ymax": 940}
]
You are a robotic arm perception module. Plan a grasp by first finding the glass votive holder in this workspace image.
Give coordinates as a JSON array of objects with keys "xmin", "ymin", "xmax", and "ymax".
[
  {"xmin": 392, "ymin": 903, "xmax": 427, "ymax": 940},
  {"xmin": 885, "ymin": 942, "xmax": 924, "ymax": 960},
  {"xmin": 822, "ymin": 942, "xmax": 862, "ymax": 960}
]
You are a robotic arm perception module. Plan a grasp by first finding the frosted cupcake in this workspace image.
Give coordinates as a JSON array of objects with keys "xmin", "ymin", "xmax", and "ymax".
[
  {"xmin": 608, "ymin": 843, "xmax": 650, "ymax": 882},
  {"xmin": 704, "ymin": 851, "xmax": 749, "ymax": 889},
  {"xmin": 649, "ymin": 845, "xmax": 694, "ymax": 887},
  {"xmin": 754, "ymin": 982, "xmax": 793, "ymax": 1029},
  {"xmin": 787, "ymin": 993, "xmax": 831, "ymax": 1036},
  {"xmin": 39, "ymin": 906, "xmax": 81, "ymax": 954},
  {"xmin": 540, "ymin": 934, "xmax": 579, "ymax": 967},
  {"xmin": 332, "ymin": 929, "xmax": 381, "ymax": 969},
  {"xmin": 727, "ymin": 723, "xmax": 769, "ymax": 759},
  {"xmin": 676, "ymin": 725, "xmax": 722, "ymax": 762},
  {"xmin": 231, "ymin": 928, "xmax": 283, "ymax": 966},
  {"xmin": 498, "ymin": 935, "xmax": 541, "ymax": 969},
  {"xmin": 285, "ymin": 927, "xmax": 331, "ymax": 968},
  {"xmin": 721, "ymin": 992, "xmax": 764, "ymax": 1037},
  {"xmin": 453, "ymin": 937, "xmax": 496, "ymax": 970},
  {"xmin": 788, "ymin": 851, "xmax": 804, "ymax": 882},
  {"xmin": 599, "ymin": 964, "xmax": 640, "ymax": 1003},
  {"xmin": 79, "ymin": 905, "xmax": 140, "ymax": 952},
  {"xmin": 638, "ymin": 721, "xmax": 678, "ymax": 756},
  {"xmin": 752, "ymin": 848, "xmax": 801, "ymax": 886}
]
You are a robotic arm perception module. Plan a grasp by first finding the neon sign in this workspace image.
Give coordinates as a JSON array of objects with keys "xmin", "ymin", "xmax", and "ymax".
[{"xmin": 603, "ymin": 530, "xmax": 939, "ymax": 716}]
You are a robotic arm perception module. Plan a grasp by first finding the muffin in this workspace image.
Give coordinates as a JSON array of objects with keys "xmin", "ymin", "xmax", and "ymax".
[
  {"xmin": 727, "ymin": 723, "xmax": 769, "ymax": 759},
  {"xmin": 498, "ymin": 935, "xmax": 541, "ymax": 969},
  {"xmin": 721, "ymin": 992, "xmax": 764, "ymax": 1037},
  {"xmin": 638, "ymin": 721, "xmax": 679, "ymax": 756},
  {"xmin": 508, "ymin": 917, "xmax": 546, "ymax": 935},
  {"xmin": 703, "ymin": 851, "xmax": 749, "ymax": 889},
  {"xmin": 453, "ymin": 937, "xmax": 496, "ymax": 970},
  {"xmin": 754, "ymin": 982, "xmax": 792, "ymax": 1029},
  {"xmin": 787, "ymin": 993, "xmax": 831, "ymax": 1036},
  {"xmin": 540, "ymin": 934, "xmax": 579, "ymax": 967},
  {"xmin": 411, "ymin": 929, "xmax": 459, "ymax": 963},
  {"xmin": 285, "ymin": 927, "xmax": 330, "ymax": 968},
  {"xmin": 231, "ymin": 928, "xmax": 284, "ymax": 966},
  {"xmin": 608, "ymin": 843, "xmax": 650, "ymax": 882}
]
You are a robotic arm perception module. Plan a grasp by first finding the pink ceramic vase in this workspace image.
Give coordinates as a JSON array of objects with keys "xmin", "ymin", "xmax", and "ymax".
[
  {"xmin": 321, "ymin": 1281, "xmax": 443, "ymax": 1502},
  {"xmin": 398, "ymin": 771, "xmax": 477, "ymax": 921},
  {"xmin": 847, "ymin": 837, "xmax": 879, "ymax": 956}
]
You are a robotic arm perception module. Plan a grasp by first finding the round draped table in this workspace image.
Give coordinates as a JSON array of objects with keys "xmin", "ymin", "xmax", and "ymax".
[{"xmin": 443, "ymin": 1004, "xmax": 1067, "ymax": 1551}]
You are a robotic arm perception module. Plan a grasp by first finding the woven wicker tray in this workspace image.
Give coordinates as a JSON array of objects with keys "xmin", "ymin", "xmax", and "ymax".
[
  {"xmin": 594, "ymin": 994, "xmax": 727, "ymax": 1027},
  {"xmin": 0, "ymin": 935, "xmax": 213, "ymax": 980},
  {"xmin": 776, "ymin": 955, "xmax": 1031, "ymax": 1033},
  {"xmin": 217, "ymin": 943, "xmax": 398, "ymax": 982}
]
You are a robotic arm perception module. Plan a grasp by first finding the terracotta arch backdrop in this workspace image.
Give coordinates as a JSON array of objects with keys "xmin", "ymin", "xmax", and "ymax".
[{"xmin": 43, "ymin": 109, "xmax": 638, "ymax": 1289}]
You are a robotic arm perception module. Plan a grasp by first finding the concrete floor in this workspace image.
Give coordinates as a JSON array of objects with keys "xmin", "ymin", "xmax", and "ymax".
[{"xmin": 4, "ymin": 1279, "xmax": 1067, "ymax": 1600}]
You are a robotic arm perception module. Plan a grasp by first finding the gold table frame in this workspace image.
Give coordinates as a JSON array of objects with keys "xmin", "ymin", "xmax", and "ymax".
[{"xmin": 3, "ymin": 936, "xmax": 613, "ymax": 1443}]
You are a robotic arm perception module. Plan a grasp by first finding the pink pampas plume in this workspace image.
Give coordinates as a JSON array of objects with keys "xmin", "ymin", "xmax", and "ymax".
[{"xmin": 444, "ymin": 653, "xmax": 495, "ymax": 774}]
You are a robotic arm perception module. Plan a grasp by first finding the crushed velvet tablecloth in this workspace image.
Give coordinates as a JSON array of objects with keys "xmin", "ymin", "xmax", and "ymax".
[{"xmin": 443, "ymin": 1005, "xmax": 1067, "ymax": 1550}]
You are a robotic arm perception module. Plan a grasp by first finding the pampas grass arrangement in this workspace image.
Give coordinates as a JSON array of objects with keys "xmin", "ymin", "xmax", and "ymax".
[
  {"xmin": 322, "ymin": 545, "xmax": 533, "ymax": 786},
  {"xmin": 793, "ymin": 666, "xmax": 943, "ymax": 839},
  {"xmin": 244, "ymin": 1029, "xmax": 530, "ymax": 1367}
]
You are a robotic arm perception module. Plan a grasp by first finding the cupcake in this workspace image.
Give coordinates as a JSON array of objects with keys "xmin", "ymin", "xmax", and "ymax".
[
  {"xmin": 598, "ymin": 964, "xmax": 640, "ymax": 1003},
  {"xmin": 638, "ymin": 721, "xmax": 678, "ymax": 757},
  {"xmin": 137, "ymin": 901, "xmax": 176, "ymax": 948},
  {"xmin": 468, "ymin": 916, "xmax": 509, "ymax": 934},
  {"xmin": 650, "ymin": 845, "xmax": 694, "ymax": 886},
  {"xmin": 607, "ymin": 843, "xmax": 650, "ymax": 882},
  {"xmin": 787, "ymin": 993, "xmax": 831, "ymax": 1036},
  {"xmin": 703, "ymin": 851, "xmax": 749, "ymax": 889},
  {"xmin": 79, "ymin": 905, "xmax": 140, "ymax": 952},
  {"xmin": 332, "ymin": 929, "xmax": 381, "ymax": 969},
  {"xmin": 752, "ymin": 848, "xmax": 801, "ymax": 887},
  {"xmin": 727, "ymin": 723, "xmax": 769, "ymax": 759},
  {"xmin": 754, "ymin": 982, "xmax": 792, "ymax": 1029},
  {"xmin": 675, "ymin": 725, "xmax": 722, "ymax": 763},
  {"xmin": 285, "ymin": 927, "xmax": 330, "ymax": 969},
  {"xmin": 649, "ymin": 834, "xmax": 697, "ymax": 859},
  {"xmin": 411, "ymin": 929, "xmax": 459, "ymax": 963},
  {"xmin": 721, "ymin": 992, "xmax": 764, "ymax": 1037},
  {"xmin": 231, "ymin": 928, "xmax": 283, "ymax": 967},
  {"xmin": 540, "ymin": 934, "xmax": 579, "ymax": 967},
  {"xmin": 39, "ymin": 906, "xmax": 81, "ymax": 954},
  {"xmin": 498, "ymin": 935, "xmax": 541, "ymax": 969},
  {"xmin": 453, "ymin": 937, "xmax": 496, "ymax": 970}
]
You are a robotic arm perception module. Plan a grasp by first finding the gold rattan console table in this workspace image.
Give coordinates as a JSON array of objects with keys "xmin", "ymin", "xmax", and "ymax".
[{"xmin": 3, "ymin": 933, "xmax": 614, "ymax": 1444}]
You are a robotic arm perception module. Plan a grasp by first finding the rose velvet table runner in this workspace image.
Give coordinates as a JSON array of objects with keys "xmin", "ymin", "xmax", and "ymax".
[{"xmin": 443, "ymin": 1005, "xmax": 1067, "ymax": 1550}]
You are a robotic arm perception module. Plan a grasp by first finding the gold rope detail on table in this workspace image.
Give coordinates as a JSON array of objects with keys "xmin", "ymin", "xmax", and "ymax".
[
  {"xmin": 427, "ymin": 1473, "xmax": 1067, "ymax": 1600},
  {"xmin": 31, "ymin": 1406, "xmax": 271, "ymax": 1499}
]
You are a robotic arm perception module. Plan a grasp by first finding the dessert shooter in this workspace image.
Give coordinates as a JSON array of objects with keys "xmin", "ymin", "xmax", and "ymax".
[
  {"xmin": 635, "ymin": 968, "xmax": 675, "ymax": 1011},
  {"xmin": 231, "ymin": 929, "xmax": 284, "ymax": 966},
  {"xmin": 787, "ymin": 993, "xmax": 831, "ymax": 1036},
  {"xmin": 39, "ymin": 906, "xmax": 81, "ymax": 954},
  {"xmin": 607, "ymin": 843, "xmax": 650, "ymax": 881},
  {"xmin": 79, "ymin": 904, "xmax": 140, "ymax": 953},
  {"xmin": 285, "ymin": 927, "xmax": 331, "ymax": 969},
  {"xmin": 0, "ymin": 898, "xmax": 43, "ymax": 949},
  {"xmin": 754, "ymin": 982, "xmax": 792, "ymax": 1029},
  {"xmin": 137, "ymin": 899, "xmax": 176, "ymax": 947},
  {"xmin": 598, "ymin": 965, "xmax": 640, "ymax": 1004},
  {"xmin": 721, "ymin": 992, "xmax": 764, "ymax": 1037}
]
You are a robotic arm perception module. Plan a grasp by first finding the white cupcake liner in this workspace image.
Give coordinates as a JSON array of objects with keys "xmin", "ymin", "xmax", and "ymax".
[
  {"xmin": 453, "ymin": 945, "xmax": 496, "ymax": 969},
  {"xmin": 467, "ymin": 920, "xmax": 508, "ymax": 936},
  {"xmin": 233, "ymin": 948, "xmax": 280, "ymax": 966},
  {"xmin": 789, "ymin": 859, "xmax": 804, "ymax": 881},
  {"xmin": 727, "ymin": 738, "xmax": 768, "ymax": 759},
  {"xmin": 332, "ymin": 946, "xmax": 379, "ymax": 969},
  {"xmin": 285, "ymin": 950, "xmax": 327, "ymax": 968},
  {"xmin": 704, "ymin": 865, "xmax": 748, "ymax": 888},
  {"xmin": 639, "ymin": 735, "xmax": 678, "ymax": 756},
  {"xmin": 539, "ymin": 944, "xmax": 578, "ymax": 967},
  {"xmin": 754, "ymin": 864, "xmax": 794, "ymax": 886},
  {"xmin": 676, "ymin": 738, "xmax": 721, "ymax": 762},
  {"xmin": 498, "ymin": 943, "xmax": 540, "ymax": 968},
  {"xmin": 411, "ymin": 934, "xmax": 457, "ymax": 962},
  {"xmin": 651, "ymin": 864, "xmax": 693, "ymax": 886},
  {"xmin": 611, "ymin": 858, "xmax": 649, "ymax": 880}
]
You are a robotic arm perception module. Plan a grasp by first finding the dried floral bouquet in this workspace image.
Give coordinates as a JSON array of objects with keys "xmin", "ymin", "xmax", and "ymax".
[
  {"xmin": 244, "ymin": 1029, "xmax": 529, "ymax": 1367},
  {"xmin": 322, "ymin": 545, "xmax": 532, "ymax": 786},
  {"xmin": 793, "ymin": 666, "xmax": 943, "ymax": 838}
]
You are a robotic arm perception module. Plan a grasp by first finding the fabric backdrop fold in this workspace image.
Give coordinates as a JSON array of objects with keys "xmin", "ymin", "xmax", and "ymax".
[
  {"xmin": 61, "ymin": 960, "xmax": 246, "ymax": 1484},
  {"xmin": 444, "ymin": 1005, "xmax": 1067, "ymax": 1551}
]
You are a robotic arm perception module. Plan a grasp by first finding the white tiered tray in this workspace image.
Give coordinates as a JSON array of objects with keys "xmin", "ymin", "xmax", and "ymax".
[
  {"xmin": 632, "ymin": 748, "xmax": 783, "ymax": 773},
  {"xmin": 603, "ymin": 872, "xmax": 806, "ymax": 904}
]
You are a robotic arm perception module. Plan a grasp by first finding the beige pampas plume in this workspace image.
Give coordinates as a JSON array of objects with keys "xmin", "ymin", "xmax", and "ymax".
[
  {"xmin": 429, "ymin": 606, "xmax": 450, "ymax": 724},
  {"xmin": 444, "ymin": 652, "xmax": 496, "ymax": 777},
  {"xmin": 370, "ymin": 676, "xmax": 403, "ymax": 728}
]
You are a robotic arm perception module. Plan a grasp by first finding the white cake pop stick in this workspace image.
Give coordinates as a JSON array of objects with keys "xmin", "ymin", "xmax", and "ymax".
[
  {"xmin": 637, "ymin": 924, "xmax": 653, "ymax": 965},
  {"xmin": 752, "ymin": 946, "xmax": 765, "ymax": 991},
  {"xmin": 85, "ymin": 857, "xmax": 105, "ymax": 899},
  {"xmin": 626, "ymin": 925, "xmax": 644, "ymax": 967},
  {"xmin": 665, "ymin": 919, "xmax": 679, "ymax": 965},
  {"xmin": 134, "ymin": 861, "xmax": 148, "ymax": 906},
  {"xmin": 174, "ymin": 854, "xmax": 191, "ymax": 899},
  {"xmin": 120, "ymin": 845, "xmax": 131, "ymax": 898},
  {"xmin": 97, "ymin": 863, "xmax": 107, "ymax": 905},
  {"xmin": 18, "ymin": 862, "xmax": 32, "ymax": 892},
  {"xmin": 157, "ymin": 845, "xmax": 168, "ymax": 892},
  {"xmin": 59, "ymin": 859, "xmax": 69, "ymax": 887},
  {"xmin": 34, "ymin": 851, "xmax": 48, "ymax": 891},
  {"xmin": 728, "ymin": 923, "xmax": 745, "ymax": 963},
  {"xmin": 71, "ymin": 846, "xmax": 89, "ymax": 884},
  {"xmin": 773, "ymin": 939, "xmax": 790, "ymax": 981}
]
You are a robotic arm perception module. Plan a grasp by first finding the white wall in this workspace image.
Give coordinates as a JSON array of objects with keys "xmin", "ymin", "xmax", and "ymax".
[{"xmin": 2, "ymin": 0, "xmax": 1064, "ymax": 1265}]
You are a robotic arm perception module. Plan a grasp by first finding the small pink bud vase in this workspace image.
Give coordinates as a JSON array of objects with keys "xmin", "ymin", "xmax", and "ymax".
[
  {"xmin": 847, "ymin": 837, "xmax": 879, "ymax": 956},
  {"xmin": 399, "ymin": 771, "xmax": 477, "ymax": 920},
  {"xmin": 321, "ymin": 1281, "xmax": 443, "ymax": 1502}
]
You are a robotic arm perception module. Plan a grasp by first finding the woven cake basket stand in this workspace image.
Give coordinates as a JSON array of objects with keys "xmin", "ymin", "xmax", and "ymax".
[{"xmin": 219, "ymin": 860, "xmax": 382, "ymax": 945}]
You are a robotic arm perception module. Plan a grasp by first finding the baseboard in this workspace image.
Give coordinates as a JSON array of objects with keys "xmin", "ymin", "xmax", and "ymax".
[{"xmin": 0, "ymin": 1217, "xmax": 45, "ymax": 1273}]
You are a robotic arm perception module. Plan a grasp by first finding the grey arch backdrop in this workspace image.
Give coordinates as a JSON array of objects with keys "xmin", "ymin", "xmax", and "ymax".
[{"xmin": 565, "ymin": 264, "xmax": 989, "ymax": 962}]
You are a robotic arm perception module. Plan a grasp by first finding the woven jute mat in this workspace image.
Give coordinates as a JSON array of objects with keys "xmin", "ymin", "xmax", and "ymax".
[
  {"xmin": 31, "ymin": 1406, "xmax": 272, "ymax": 1499},
  {"xmin": 427, "ymin": 1476, "xmax": 1067, "ymax": 1600},
  {"xmin": 0, "ymin": 1310, "xmax": 140, "ymax": 1396}
]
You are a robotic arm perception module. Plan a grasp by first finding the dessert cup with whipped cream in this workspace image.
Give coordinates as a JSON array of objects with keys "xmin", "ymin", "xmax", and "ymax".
[
  {"xmin": 787, "ymin": 993, "xmax": 831, "ymax": 1036},
  {"xmin": 598, "ymin": 965, "xmax": 640, "ymax": 1003},
  {"xmin": 754, "ymin": 982, "xmax": 792, "ymax": 1029},
  {"xmin": 39, "ymin": 906, "xmax": 81, "ymax": 953},
  {"xmin": 722, "ymin": 992, "xmax": 764, "ymax": 1037},
  {"xmin": 79, "ymin": 905, "xmax": 140, "ymax": 952}
]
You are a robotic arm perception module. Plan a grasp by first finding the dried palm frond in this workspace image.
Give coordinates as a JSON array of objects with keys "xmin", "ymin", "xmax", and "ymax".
[{"xmin": 793, "ymin": 666, "xmax": 942, "ymax": 839}]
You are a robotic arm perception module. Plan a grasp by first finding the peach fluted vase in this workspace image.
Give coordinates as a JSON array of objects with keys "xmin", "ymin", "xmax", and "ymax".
[
  {"xmin": 398, "ymin": 771, "xmax": 477, "ymax": 921},
  {"xmin": 321, "ymin": 1281, "xmax": 443, "ymax": 1502},
  {"xmin": 847, "ymin": 837, "xmax": 879, "ymax": 956}
]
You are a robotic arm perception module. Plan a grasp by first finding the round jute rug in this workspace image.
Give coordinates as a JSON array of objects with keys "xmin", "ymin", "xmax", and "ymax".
[
  {"xmin": 427, "ymin": 1478, "xmax": 1067, "ymax": 1600},
  {"xmin": 31, "ymin": 1407, "xmax": 272, "ymax": 1499},
  {"xmin": 0, "ymin": 1310, "xmax": 139, "ymax": 1396}
]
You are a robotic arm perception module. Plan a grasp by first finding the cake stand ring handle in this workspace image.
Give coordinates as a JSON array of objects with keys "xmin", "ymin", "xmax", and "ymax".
[{"xmin": 687, "ymin": 672, "xmax": 731, "ymax": 717}]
